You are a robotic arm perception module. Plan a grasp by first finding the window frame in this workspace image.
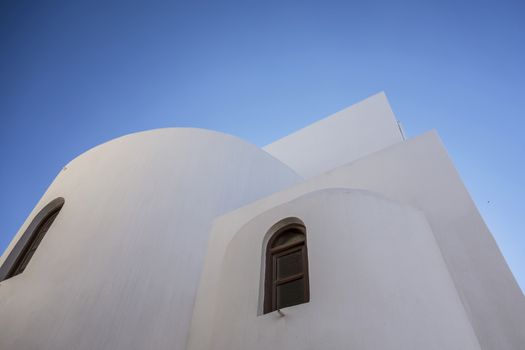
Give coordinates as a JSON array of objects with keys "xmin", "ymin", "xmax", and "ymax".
[
  {"xmin": 0, "ymin": 197, "xmax": 64, "ymax": 282},
  {"xmin": 264, "ymin": 222, "xmax": 309, "ymax": 314}
]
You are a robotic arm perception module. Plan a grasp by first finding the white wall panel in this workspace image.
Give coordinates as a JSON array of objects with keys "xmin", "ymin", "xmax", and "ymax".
[
  {"xmin": 204, "ymin": 189, "xmax": 481, "ymax": 350},
  {"xmin": 192, "ymin": 131, "xmax": 525, "ymax": 350},
  {"xmin": 264, "ymin": 92, "xmax": 403, "ymax": 178}
]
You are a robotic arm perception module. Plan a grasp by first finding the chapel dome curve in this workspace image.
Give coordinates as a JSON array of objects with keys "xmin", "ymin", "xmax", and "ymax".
[{"xmin": 65, "ymin": 127, "xmax": 301, "ymax": 179}]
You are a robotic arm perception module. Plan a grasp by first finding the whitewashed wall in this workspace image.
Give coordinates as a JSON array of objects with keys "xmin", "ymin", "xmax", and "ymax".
[
  {"xmin": 191, "ymin": 131, "xmax": 525, "ymax": 350},
  {"xmin": 264, "ymin": 92, "xmax": 403, "ymax": 179},
  {"xmin": 1, "ymin": 93, "xmax": 522, "ymax": 350},
  {"xmin": 0, "ymin": 128, "xmax": 302, "ymax": 350},
  {"xmin": 206, "ymin": 189, "xmax": 481, "ymax": 350}
]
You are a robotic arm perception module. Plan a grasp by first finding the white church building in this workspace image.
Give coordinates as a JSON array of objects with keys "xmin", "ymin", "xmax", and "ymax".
[{"xmin": 0, "ymin": 93, "xmax": 523, "ymax": 350}]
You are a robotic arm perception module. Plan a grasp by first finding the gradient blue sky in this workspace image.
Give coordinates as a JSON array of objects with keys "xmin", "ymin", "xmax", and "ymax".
[{"xmin": 1, "ymin": 0, "xmax": 524, "ymax": 291}]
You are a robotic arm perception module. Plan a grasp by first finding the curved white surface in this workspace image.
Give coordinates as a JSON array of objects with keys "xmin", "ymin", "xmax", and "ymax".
[
  {"xmin": 0, "ymin": 128, "xmax": 302, "ymax": 350},
  {"xmin": 201, "ymin": 188, "xmax": 480, "ymax": 350}
]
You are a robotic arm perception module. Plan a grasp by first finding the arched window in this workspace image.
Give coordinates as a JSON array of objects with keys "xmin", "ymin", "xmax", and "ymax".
[
  {"xmin": 0, "ymin": 197, "xmax": 64, "ymax": 281},
  {"xmin": 264, "ymin": 221, "xmax": 309, "ymax": 314}
]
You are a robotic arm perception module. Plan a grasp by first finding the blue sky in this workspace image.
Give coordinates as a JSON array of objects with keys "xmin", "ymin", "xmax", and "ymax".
[{"xmin": 1, "ymin": 0, "xmax": 523, "ymax": 291}]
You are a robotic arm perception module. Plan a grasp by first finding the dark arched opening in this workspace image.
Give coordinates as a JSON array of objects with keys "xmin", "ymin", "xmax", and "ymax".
[
  {"xmin": 0, "ymin": 197, "xmax": 64, "ymax": 281},
  {"xmin": 264, "ymin": 221, "xmax": 309, "ymax": 314}
]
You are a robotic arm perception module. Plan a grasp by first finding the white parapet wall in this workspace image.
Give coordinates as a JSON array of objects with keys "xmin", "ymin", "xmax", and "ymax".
[{"xmin": 264, "ymin": 92, "xmax": 404, "ymax": 179}]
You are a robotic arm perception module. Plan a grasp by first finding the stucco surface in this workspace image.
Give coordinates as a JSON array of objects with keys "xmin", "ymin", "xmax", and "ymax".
[
  {"xmin": 1, "ymin": 94, "xmax": 523, "ymax": 350},
  {"xmin": 264, "ymin": 92, "xmax": 403, "ymax": 178},
  {"xmin": 191, "ymin": 131, "xmax": 525, "ymax": 350},
  {"xmin": 0, "ymin": 128, "xmax": 302, "ymax": 350},
  {"xmin": 206, "ymin": 189, "xmax": 481, "ymax": 350}
]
